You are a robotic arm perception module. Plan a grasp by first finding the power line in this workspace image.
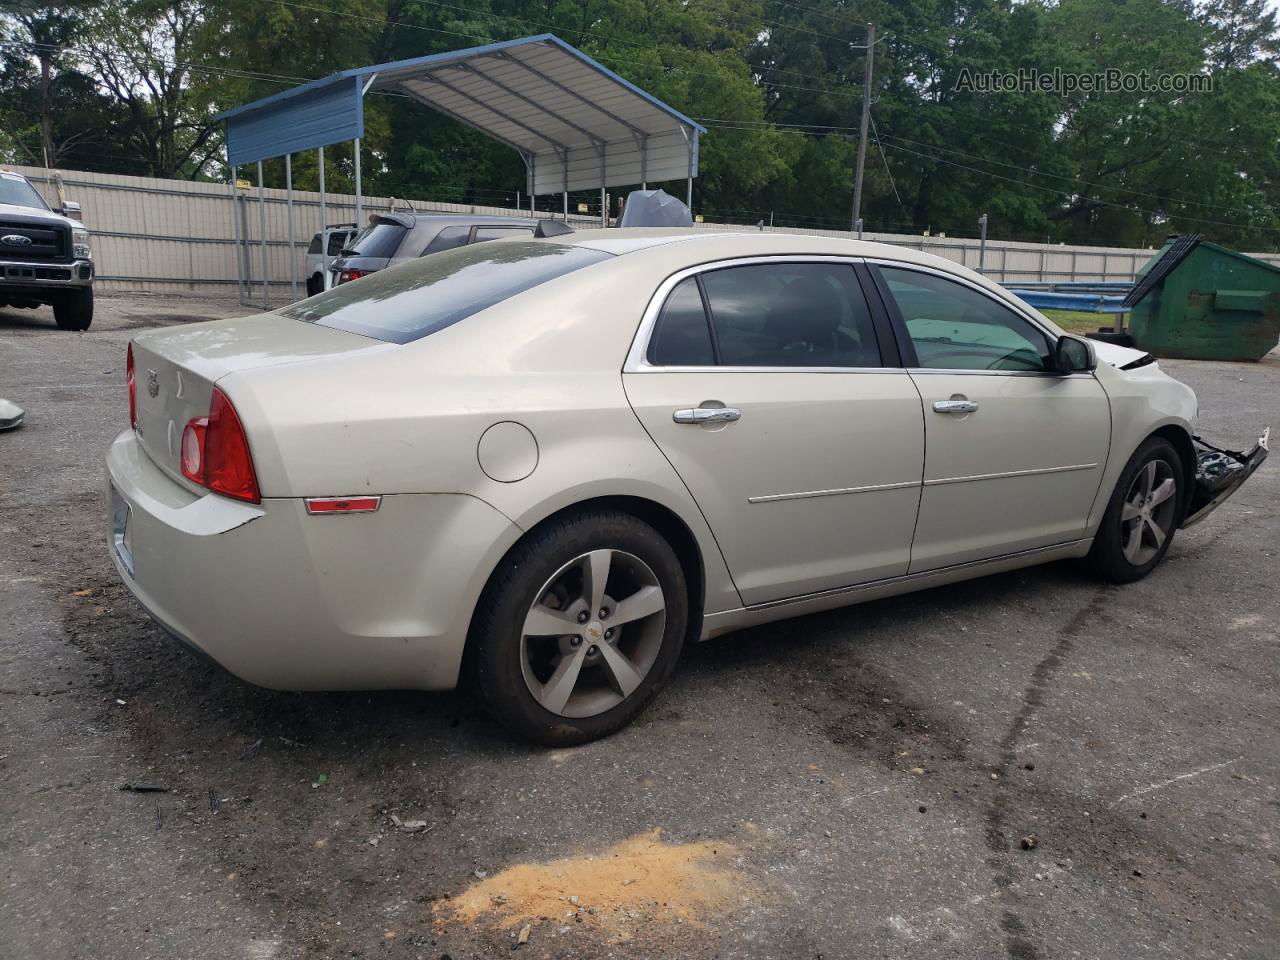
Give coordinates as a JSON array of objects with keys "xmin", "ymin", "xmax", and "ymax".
[
  {"xmin": 265, "ymin": 0, "xmax": 878, "ymax": 96},
  {"xmin": 698, "ymin": 116, "xmax": 1278, "ymax": 225},
  {"xmin": 878, "ymin": 139, "xmax": 1280, "ymax": 234},
  {"xmin": 874, "ymin": 130, "xmax": 1279, "ymax": 222},
  {"xmin": 870, "ymin": 113, "xmax": 907, "ymax": 219}
]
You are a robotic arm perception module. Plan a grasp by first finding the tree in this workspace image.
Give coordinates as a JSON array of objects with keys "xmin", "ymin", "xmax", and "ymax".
[
  {"xmin": 79, "ymin": 0, "xmax": 222, "ymax": 178},
  {"xmin": 1200, "ymin": 0, "xmax": 1280, "ymax": 68}
]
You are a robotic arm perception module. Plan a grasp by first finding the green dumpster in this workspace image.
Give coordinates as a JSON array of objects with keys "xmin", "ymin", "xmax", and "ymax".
[{"xmin": 1124, "ymin": 234, "xmax": 1280, "ymax": 361}]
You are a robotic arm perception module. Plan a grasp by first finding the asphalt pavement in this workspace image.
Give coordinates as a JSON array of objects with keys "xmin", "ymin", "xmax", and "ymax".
[{"xmin": 1, "ymin": 294, "xmax": 1277, "ymax": 960}]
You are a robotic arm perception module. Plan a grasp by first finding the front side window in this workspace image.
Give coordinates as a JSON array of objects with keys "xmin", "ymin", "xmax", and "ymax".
[
  {"xmin": 307, "ymin": 234, "xmax": 322, "ymax": 254},
  {"xmin": 700, "ymin": 263, "xmax": 882, "ymax": 367},
  {"xmin": 281, "ymin": 241, "xmax": 612, "ymax": 344},
  {"xmin": 879, "ymin": 266, "xmax": 1052, "ymax": 371}
]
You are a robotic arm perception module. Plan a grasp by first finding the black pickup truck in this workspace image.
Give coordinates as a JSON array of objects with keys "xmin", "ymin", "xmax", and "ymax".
[{"xmin": 0, "ymin": 170, "xmax": 94, "ymax": 330}]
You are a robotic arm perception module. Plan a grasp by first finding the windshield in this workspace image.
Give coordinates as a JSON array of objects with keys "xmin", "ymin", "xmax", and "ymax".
[
  {"xmin": 342, "ymin": 221, "xmax": 405, "ymax": 258},
  {"xmin": 281, "ymin": 240, "xmax": 612, "ymax": 343},
  {"xmin": 0, "ymin": 173, "xmax": 49, "ymax": 210}
]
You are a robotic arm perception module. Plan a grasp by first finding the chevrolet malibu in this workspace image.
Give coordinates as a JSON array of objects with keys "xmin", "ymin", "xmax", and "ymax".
[{"xmin": 107, "ymin": 229, "xmax": 1268, "ymax": 744}]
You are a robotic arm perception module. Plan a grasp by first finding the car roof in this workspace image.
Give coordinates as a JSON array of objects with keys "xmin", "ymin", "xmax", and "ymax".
[
  {"xmin": 546, "ymin": 227, "xmax": 1029, "ymax": 311},
  {"xmin": 559, "ymin": 228, "xmax": 949, "ymax": 267}
]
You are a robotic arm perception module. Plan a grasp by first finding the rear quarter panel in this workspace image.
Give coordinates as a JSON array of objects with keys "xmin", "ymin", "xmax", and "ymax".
[{"xmin": 222, "ymin": 248, "xmax": 744, "ymax": 615}]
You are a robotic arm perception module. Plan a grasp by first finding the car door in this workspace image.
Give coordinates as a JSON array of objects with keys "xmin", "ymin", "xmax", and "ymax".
[
  {"xmin": 623, "ymin": 258, "xmax": 925, "ymax": 606},
  {"xmin": 870, "ymin": 263, "xmax": 1111, "ymax": 573}
]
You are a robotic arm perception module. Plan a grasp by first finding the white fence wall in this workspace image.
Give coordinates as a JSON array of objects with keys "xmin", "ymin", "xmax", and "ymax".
[{"xmin": 13, "ymin": 164, "xmax": 1280, "ymax": 300}]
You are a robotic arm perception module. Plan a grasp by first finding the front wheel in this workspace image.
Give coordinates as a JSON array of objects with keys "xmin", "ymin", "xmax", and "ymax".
[
  {"xmin": 53, "ymin": 286, "xmax": 93, "ymax": 331},
  {"xmin": 470, "ymin": 510, "xmax": 688, "ymax": 746},
  {"xmin": 1087, "ymin": 436, "xmax": 1184, "ymax": 583}
]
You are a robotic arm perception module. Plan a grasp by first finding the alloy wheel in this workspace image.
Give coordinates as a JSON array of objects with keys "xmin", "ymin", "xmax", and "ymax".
[
  {"xmin": 519, "ymin": 549, "xmax": 667, "ymax": 718},
  {"xmin": 1120, "ymin": 459, "xmax": 1178, "ymax": 566}
]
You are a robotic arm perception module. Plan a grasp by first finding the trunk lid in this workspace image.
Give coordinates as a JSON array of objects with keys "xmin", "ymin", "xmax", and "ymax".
[{"xmin": 130, "ymin": 312, "xmax": 388, "ymax": 486}]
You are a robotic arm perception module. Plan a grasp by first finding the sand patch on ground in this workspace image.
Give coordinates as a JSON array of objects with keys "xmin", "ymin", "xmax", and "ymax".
[{"xmin": 434, "ymin": 829, "xmax": 746, "ymax": 939}]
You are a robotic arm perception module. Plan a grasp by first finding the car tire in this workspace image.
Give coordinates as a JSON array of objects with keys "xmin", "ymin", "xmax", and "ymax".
[
  {"xmin": 306, "ymin": 274, "xmax": 321, "ymax": 297},
  {"xmin": 53, "ymin": 287, "xmax": 93, "ymax": 331},
  {"xmin": 1087, "ymin": 436, "xmax": 1185, "ymax": 584},
  {"xmin": 469, "ymin": 509, "xmax": 688, "ymax": 746}
]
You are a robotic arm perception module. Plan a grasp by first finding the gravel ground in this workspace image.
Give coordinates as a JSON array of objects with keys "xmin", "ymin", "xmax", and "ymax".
[{"xmin": 1, "ymin": 294, "xmax": 1277, "ymax": 960}]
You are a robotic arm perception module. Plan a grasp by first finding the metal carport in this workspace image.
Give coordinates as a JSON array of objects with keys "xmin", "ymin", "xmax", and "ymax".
[{"xmin": 214, "ymin": 34, "xmax": 705, "ymax": 307}]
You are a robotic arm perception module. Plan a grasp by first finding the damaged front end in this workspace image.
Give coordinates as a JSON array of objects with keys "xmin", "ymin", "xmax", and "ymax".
[{"xmin": 1182, "ymin": 428, "xmax": 1270, "ymax": 528}]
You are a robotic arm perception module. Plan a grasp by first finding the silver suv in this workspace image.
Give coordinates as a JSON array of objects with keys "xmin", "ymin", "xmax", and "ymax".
[
  {"xmin": 328, "ymin": 213, "xmax": 537, "ymax": 286},
  {"xmin": 0, "ymin": 171, "xmax": 94, "ymax": 330}
]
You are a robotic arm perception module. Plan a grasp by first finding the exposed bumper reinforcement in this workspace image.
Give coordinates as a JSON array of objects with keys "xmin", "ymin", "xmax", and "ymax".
[{"xmin": 1182, "ymin": 428, "xmax": 1270, "ymax": 529}]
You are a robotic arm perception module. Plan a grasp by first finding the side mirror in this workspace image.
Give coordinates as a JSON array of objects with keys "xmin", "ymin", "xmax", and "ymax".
[
  {"xmin": 59, "ymin": 200, "xmax": 82, "ymax": 220},
  {"xmin": 1054, "ymin": 334, "xmax": 1096, "ymax": 373}
]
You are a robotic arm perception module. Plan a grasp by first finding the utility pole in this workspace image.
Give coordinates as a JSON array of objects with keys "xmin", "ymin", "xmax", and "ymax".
[{"xmin": 850, "ymin": 22, "xmax": 876, "ymax": 234}]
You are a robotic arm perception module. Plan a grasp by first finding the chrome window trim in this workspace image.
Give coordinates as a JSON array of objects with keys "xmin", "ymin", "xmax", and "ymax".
[
  {"xmin": 907, "ymin": 368, "xmax": 1095, "ymax": 379},
  {"xmin": 865, "ymin": 257, "xmax": 1092, "ymax": 379},
  {"xmin": 624, "ymin": 254, "xmax": 896, "ymax": 374}
]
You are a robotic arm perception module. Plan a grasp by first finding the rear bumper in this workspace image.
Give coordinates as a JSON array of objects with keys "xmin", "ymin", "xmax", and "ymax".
[
  {"xmin": 1182, "ymin": 428, "xmax": 1270, "ymax": 529},
  {"xmin": 105, "ymin": 429, "xmax": 519, "ymax": 691}
]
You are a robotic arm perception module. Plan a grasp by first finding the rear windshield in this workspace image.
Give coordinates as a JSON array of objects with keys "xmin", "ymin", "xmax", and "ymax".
[
  {"xmin": 343, "ymin": 221, "xmax": 406, "ymax": 258},
  {"xmin": 280, "ymin": 240, "xmax": 612, "ymax": 343},
  {"xmin": 0, "ymin": 173, "xmax": 49, "ymax": 210}
]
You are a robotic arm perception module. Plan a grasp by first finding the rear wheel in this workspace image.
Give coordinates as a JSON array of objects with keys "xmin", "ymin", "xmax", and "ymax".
[
  {"xmin": 1087, "ymin": 436, "xmax": 1184, "ymax": 583},
  {"xmin": 470, "ymin": 510, "xmax": 688, "ymax": 746},
  {"xmin": 53, "ymin": 287, "xmax": 93, "ymax": 331}
]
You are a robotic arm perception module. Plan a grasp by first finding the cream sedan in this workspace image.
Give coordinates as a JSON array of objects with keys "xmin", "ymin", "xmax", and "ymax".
[{"xmin": 107, "ymin": 229, "xmax": 1267, "ymax": 744}]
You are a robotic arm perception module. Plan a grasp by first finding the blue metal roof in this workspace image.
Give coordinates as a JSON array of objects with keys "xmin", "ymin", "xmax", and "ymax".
[{"xmin": 217, "ymin": 34, "xmax": 706, "ymax": 186}]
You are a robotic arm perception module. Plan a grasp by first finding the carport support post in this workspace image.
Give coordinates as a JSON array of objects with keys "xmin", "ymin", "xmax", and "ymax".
[
  {"xmin": 285, "ymin": 153, "xmax": 296, "ymax": 301},
  {"xmin": 599, "ymin": 144, "xmax": 606, "ymax": 228},
  {"xmin": 682, "ymin": 127, "xmax": 694, "ymax": 210},
  {"xmin": 257, "ymin": 160, "xmax": 269, "ymax": 309},
  {"xmin": 354, "ymin": 138, "xmax": 363, "ymax": 228},
  {"xmin": 318, "ymin": 147, "xmax": 327, "ymax": 286},
  {"xmin": 230, "ymin": 164, "xmax": 246, "ymax": 304}
]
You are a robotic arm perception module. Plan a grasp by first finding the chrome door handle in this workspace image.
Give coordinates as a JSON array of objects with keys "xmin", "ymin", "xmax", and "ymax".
[
  {"xmin": 673, "ymin": 406, "xmax": 741, "ymax": 424},
  {"xmin": 933, "ymin": 399, "xmax": 979, "ymax": 414}
]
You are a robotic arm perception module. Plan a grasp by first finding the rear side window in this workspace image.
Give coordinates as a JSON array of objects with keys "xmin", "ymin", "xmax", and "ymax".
[
  {"xmin": 700, "ymin": 263, "xmax": 883, "ymax": 367},
  {"xmin": 648, "ymin": 277, "xmax": 714, "ymax": 366},
  {"xmin": 281, "ymin": 241, "xmax": 612, "ymax": 344},
  {"xmin": 345, "ymin": 222, "xmax": 405, "ymax": 258},
  {"xmin": 421, "ymin": 225, "xmax": 469, "ymax": 256}
]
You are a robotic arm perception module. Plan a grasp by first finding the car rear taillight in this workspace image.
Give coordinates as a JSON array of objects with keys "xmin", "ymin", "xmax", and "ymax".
[
  {"xmin": 126, "ymin": 343, "xmax": 136, "ymax": 430},
  {"xmin": 337, "ymin": 269, "xmax": 368, "ymax": 284},
  {"xmin": 180, "ymin": 387, "xmax": 260, "ymax": 503}
]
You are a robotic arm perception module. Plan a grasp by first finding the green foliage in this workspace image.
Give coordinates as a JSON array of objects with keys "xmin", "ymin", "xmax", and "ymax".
[{"xmin": 0, "ymin": 0, "xmax": 1277, "ymax": 249}]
